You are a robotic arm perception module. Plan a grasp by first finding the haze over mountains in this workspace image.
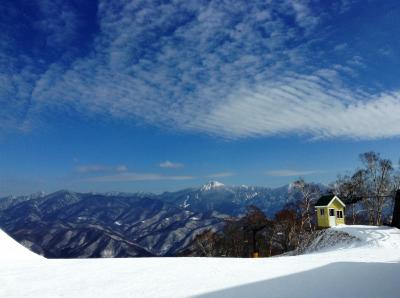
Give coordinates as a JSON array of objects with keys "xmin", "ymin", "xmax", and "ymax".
[{"xmin": 0, "ymin": 182, "xmax": 318, "ymax": 258}]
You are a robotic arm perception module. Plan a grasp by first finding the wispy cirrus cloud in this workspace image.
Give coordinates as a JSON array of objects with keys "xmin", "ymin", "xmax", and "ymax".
[
  {"xmin": 159, "ymin": 161, "xmax": 184, "ymax": 169},
  {"xmin": 266, "ymin": 169, "xmax": 321, "ymax": 177},
  {"xmin": 206, "ymin": 172, "xmax": 235, "ymax": 178},
  {"xmin": 196, "ymin": 72, "xmax": 400, "ymax": 139},
  {"xmin": 2, "ymin": 0, "xmax": 400, "ymax": 140},
  {"xmin": 86, "ymin": 172, "xmax": 194, "ymax": 182},
  {"xmin": 75, "ymin": 164, "xmax": 128, "ymax": 174}
]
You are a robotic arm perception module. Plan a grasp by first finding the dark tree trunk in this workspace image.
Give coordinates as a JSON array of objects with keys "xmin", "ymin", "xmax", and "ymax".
[
  {"xmin": 391, "ymin": 190, "xmax": 400, "ymax": 229},
  {"xmin": 252, "ymin": 230, "xmax": 257, "ymax": 254}
]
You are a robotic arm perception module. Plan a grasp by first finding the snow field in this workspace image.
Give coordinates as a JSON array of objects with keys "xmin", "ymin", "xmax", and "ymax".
[{"xmin": 1, "ymin": 225, "xmax": 399, "ymax": 298}]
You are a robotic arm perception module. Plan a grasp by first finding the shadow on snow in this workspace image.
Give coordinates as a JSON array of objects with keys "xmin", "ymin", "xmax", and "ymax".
[{"xmin": 193, "ymin": 261, "xmax": 400, "ymax": 298}]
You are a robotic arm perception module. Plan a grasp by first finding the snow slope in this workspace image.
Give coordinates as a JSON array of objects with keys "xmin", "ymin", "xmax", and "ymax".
[
  {"xmin": 1, "ymin": 225, "xmax": 400, "ymax": 298},
  {"xmin": 0, "ymin": 229, "xmax": 43, "ymax": 260}
]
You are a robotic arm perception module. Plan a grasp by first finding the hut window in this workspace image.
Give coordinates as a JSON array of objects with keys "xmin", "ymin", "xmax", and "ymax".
[
  {"xmin": 336, "ymin": 211, "xmax": 343, "ymax": 218},
  {"xmin": 329, "ymin": 209, "xmax": 335, "ymax": 216},
  {"xmin": 320, "ymin": 209, "xmax": 325, "ymax": 216}
]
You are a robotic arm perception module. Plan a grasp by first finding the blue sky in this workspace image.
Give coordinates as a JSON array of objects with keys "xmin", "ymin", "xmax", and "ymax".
[{"xmin": 1, "ymin": 0, "xmax": 400, "ymax": 196}]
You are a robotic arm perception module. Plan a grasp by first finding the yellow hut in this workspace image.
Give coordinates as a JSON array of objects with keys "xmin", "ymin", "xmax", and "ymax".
[{"xmin": 315, "ymin": 195, "xmax": 345, "ymax": 228}]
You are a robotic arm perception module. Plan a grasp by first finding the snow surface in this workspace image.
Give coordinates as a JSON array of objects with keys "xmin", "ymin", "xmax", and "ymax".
[
  {"xmin": 0, "ymin": 230, "xmax": 43, "ymax": 261},
  {"xmin": 1, "ymin": 225, "xmax": 400, "ymax": 298},
  {"xmin": 200, "ymin": 181, "xmax": 225, "ymax": 191}
]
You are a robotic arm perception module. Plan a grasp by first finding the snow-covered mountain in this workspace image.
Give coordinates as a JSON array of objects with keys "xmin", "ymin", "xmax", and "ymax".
[
  {"xmin": 1, "ymin": 225, "xmax": 399, "ymax": 298},
  {"xmin": 0, "ymin": 191, "xmax": 46, "ymax": 210},
  {"xmin": 159, "ymin": 181, "xmax": 311, "ymax": 217},
  {"xmin": 200, "ymin": 181, "xmax": 226, "ymax": 191},
  {"xmin": 0, "ymin": 182, "xmax": 323, "ymax": 258},
  {"xmin": 0, "ymin": 190, "xmax": 223, "ymax": 257}
]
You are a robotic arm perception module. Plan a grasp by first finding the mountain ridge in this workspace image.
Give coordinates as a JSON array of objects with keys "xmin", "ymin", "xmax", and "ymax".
[{"xmin": 0, "ymin": 182, "xmax": 327, "ymax": 258}]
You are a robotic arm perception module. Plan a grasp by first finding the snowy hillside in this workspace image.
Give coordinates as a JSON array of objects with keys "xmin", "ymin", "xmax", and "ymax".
[
  {"xmin": 0, "ymin": 230, "xmax": 43, "ymax": 260},
  {"xmin": 1, "ymin": 225, "xmax": 399, "ymax": 298}
]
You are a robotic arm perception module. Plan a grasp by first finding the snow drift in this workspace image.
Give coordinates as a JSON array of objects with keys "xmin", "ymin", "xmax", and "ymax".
[
  {"xmin": 0, "ymin": 225, "xmax": 399, "ymax": 298},
  {"xmin": 0, "ymin": 229, "xmax": 43, "ymax": 260}
]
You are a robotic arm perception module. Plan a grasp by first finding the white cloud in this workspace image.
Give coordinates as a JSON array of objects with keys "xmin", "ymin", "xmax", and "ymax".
[
  {"xmin": 86, "ymin": 172, "xmax": 194, "ymax": 182},
  {"xmin": 206, "ymin": 172, "xmax": 235, "ymax": 178},
  {"xmin": 115, "ymin": 165, "xmax": 129, "ymax": 172},
  {"xmin": 334, "ymin": 43, "xmax": 348, "ymax": 51},
  {"xmin": 75, "ymin": 164, "xmax": 128, "ymax": 174},
  {"xmin": 159, "ymin": 161, "xmax": 184, "ymax": 169},
  {"xmin": 193, "ymin": 72, "xmax": 400, "ymax": 139},
  {"xmin": 35, "ymin": 0, "xmax": 80, "ymax": 49},
  {"xmin": 287, "ymin": 0, "xmax": 320, "ymax": 31},
  {"xmin": 0, "ymin": 1, "xmax": 322, "ymax": 133},
  {"xmin": 266, "ymin": 169, "xmax": 321, "ymax": 177},
  {"xmin": 2, "ymin": 1, "xmax": 400, "ymax": 140}
]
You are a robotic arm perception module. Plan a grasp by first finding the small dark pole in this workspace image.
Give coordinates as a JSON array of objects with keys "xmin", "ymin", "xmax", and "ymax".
[
  {"xmin": 249, "ymin": 225, "xmax": 265, "ymax": 257},
  {"xmin": 252, "ymin": 229, "xmax": 257, "ymax": 254},
  {"xmin": 392, "ymin": 190, "xmax": 400, "ymax": 229}
]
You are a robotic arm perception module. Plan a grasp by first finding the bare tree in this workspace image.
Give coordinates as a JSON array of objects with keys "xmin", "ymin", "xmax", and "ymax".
[
  {"xmin": 334, "ymin": 152, "xmax": 397, "ymax": 225},
  {"xmin": 274, "ymin": 208, "xmax": 298, "ymax": 253},
  {"xmin": 292, "ymin": 179, "xmax": 320, "ymax": 233},
  {"xmin": 242, "ymin": 206, "xmax": 271, "ymax": 257},
  {"xmin": 192, "ymin": 229, "xmax": 219, "ymax": 257},
  {"xmin": 212, "ymin": 206, "xmax": 274, "ymax": 257},
  {"xmin": 359, "ymin": 152, "xmax": 394, "ymax": 225},
  {"xmin": 220, "ymin": 218, "xmax": 245, "ymax": 257},
  {"xmin": 392, "ymin": 190, "xmax": 400, "ymax": 229},
  {"xmin": 332, "ymin": 171, "xmax": 365, "ymax": 224}
]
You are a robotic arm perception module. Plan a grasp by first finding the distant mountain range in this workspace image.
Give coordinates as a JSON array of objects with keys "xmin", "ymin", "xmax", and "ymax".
[
  {"xmin": 159, "ymin": 181, "xmax": 307, "ymax": 216},
  {"xmin": 0, "ymin": 182, "xmax": 325, "ymax": 258}
]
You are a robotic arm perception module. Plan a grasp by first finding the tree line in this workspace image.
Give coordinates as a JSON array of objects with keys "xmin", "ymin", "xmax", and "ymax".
[
  {"xmin": 332, "ymin": 151, "xmax": 399, "ymax": 226},
  {"xmin": 182, "ymin": 151, "xmax": 400, "ymax": 257},
  {"xmin": 182, "ymin": 179, "xmax": 321, "ymax": 257}
]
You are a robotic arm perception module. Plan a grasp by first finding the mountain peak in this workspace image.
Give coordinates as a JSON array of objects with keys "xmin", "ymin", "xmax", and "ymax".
[
  {"xmin": 200, "ymin": 181, "xmax": 225, "ymax": 191},
  {"xmin": 30, "ymin": 191, "xmax": 46, "ymax": 199}
]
